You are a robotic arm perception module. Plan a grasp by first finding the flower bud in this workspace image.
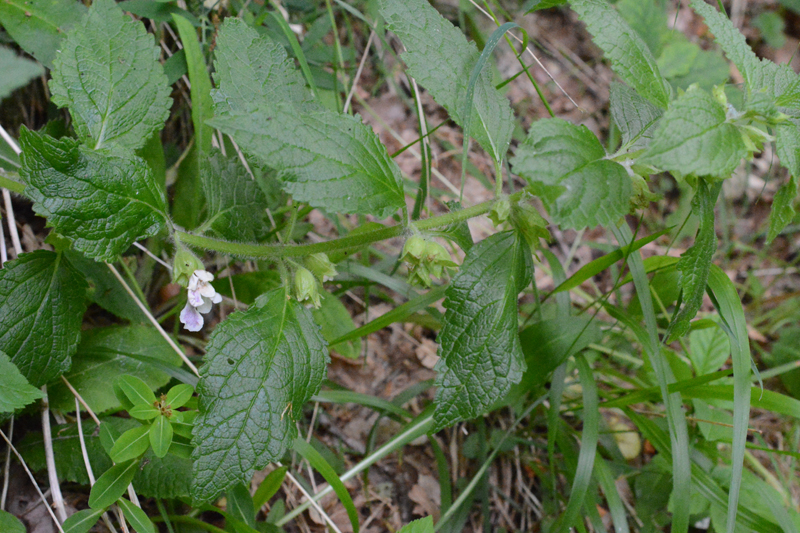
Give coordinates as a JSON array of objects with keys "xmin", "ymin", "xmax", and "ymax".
[
  {"xmin": 294, "ymin": 266, "xmax": 321, "ymax": 308},
  {"xmin": 173, "ymin": 246, "xmax": 205, "ymax": 287},
  {"xmin": 401, "ymin": 235, "xmax": 427, "ymax": 263},
  {"xmin": 305, "ymin": 253, "xmax": 338, "ymax": 282}
]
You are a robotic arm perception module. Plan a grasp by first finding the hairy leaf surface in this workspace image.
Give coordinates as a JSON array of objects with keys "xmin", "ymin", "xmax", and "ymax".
[
  {"xmin": 667, "ymin": 180, "xmax": 721, "ymax": 341},
  {"xmin": 769, "ymin": 120, "xmax": 800, "ymax": 242},
  {"xmin": 609, "ymin": 82, "xmax": 663, "ymax": 152},
  {"xmin": 49, "ymin": 0, "xmax": 171, "ymax": 151},
  {"xmin": 640, "ymin": 86, "xmax": 747, "ymax": 177},
  {"xmin": 0, "ymin": 350, "xmax": 43, "ymax": 413},
  {"xmin": 0, "ymin": 0, "xmax": 85, "ymax": 68},
  {"xmin": 20, "ymin": 130, "xmax": 168, "ymax": 262},
  {"xmin": 511, "ymin": 118, "xmax": 632, "ymax": 229},
  {"xmin": 0, "ymin": 251, "xmax": 86, "ymax": 387},
  {"xmin": 209, "ymin": 19, "xmax": 404, "ymax": 218},
  {"xmin": 192, "ymin": 289, "xmax": 329, "ymax": 503},
  {"xmin": 379, "ymin": 0, "xmax": 514, "ymax": 162},
  {"xmin": 200, "ymin": 152, "xmax": 271, "ymax": 242},
  {"xmin": 570, "ymin": 0, "xmax": 670, "ymax": 108},
  {"xmin": 433, "ymin": 232, "xmax": 532, "ymax": 431}
]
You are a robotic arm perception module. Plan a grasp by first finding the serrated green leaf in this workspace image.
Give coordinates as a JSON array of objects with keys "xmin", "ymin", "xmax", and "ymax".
[
  {"xmin": 667, "ymin": 180, "xmax": 721, "ymax": 341},
  {"xmin": 511, "ymin": 118, "xmax": 632, "ymax": 229},
  {"xmin": 770, "ymin": 119, "xmax": 800, "ymax": 243},
  {"xmin": 89, "ymin": 459, "xmax": 139, "ymax": 509},
  {"xmin": 19, "ymin": 130, "xmax": 168, "ymax": 261},
  {"xmin": 49, "ymin": 0, "xmax": 170, "ymax": 151},
  {"xmin": 570, "ymin": 0, "xmax": 670, "ymax": 108},
  {"xmin": 0, "ymin": 0, "xmax": 86, "ymax": 68},
  {"xmin": 433, "ymin": 232, "xmax": 532, "ymax": 431},
  {"xmin": 768, "ymin": 175, "xmax": 797, "ymax": 244},
  {"xmin": 312, "ymin": 291, "xmax": 362, "ymax": 360},
  {"xmin": 0, "ymin": 510, "xmax": 25, "ymax": 533},
  {"xmin": 689, "ymin": 322, "xmax": 730, "ymax": 376},
  {"xmin": 0, "ymin": 350, "xmax": 43, "ymax": 413},
  {"xmin": 191, "ymin": 288, "xmax": 329, "ymax": 503},
  {"xmin": 0, "ymin": 250, "xmax": 87, "ymax": 387},
  {"xmin": 62, "ymin": 508, "xmax": 104, "ymax": 533},
  {"xmin": 379, "ymin": 0, "xmax": 513, "ymax": 162},
  {"xmin": 117, "ymin": 498, "xmax": 156, "ymax": 533},
  {"xmin": 118, "ymin": 375, "xmax": 157, "ymax": 407},
  {"xmin": 48, "ymin": 326, "xmax": 182, "ymax": 413},
  {"xmin": 0, "ymin": 46, "xmax": 44, "ymax": 100},
  {"xmin": 609, "ymin": 82, "xmax": 663, "ymax": 152},
  {"xmin": 150, "ymin": 414, "xmax": 173, "ymax": 458},
  {"xmin": 640, "ymin": 85, "xmax": 747, "ymax": 177},
  {"xmin": 166, "ymin": 384, "xmax": 194, "ymax": 409},
  {"xmin": 615, "ymin": 0, "xmax": 669, "ymax": 57},
  {"xmin": 200, "ymin": 151, "xmax": 271, "ymax": 241},
  {"xmin": 133, "ymin": 449, "xmax": 193, "ymax": 498},
  {"xmin": 660, "ymin": 38, "xmax": 730, "ymax": 92},
  {"xmin": 398, "ymin": 516, "xmax": 434, "ymax": 533},
  {"xmin": 209, "ymin": 18, "xmax": 404, "ymax": 218},
  {"xmin": 110, "ymin": 424, "xmax": 151, "ymax": 463}
]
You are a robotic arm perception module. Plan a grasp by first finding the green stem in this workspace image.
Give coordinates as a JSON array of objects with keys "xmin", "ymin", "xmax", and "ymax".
[
  {"xmin": 176, "ymin": 193, "xmax": 521, "ymax": 260},
  {"xmin": 152, "ymin": 515, "xmax": 226, "ymax": 533},
  {"xmin": 494, "ymin": 159, "xmax": 503, "ymax": 197}
]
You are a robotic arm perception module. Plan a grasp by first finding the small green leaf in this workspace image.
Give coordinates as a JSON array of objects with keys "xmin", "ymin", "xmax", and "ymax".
[
  {"xmin": 379, "ymin": 0, "xmax": 514, "ymax": 162},
  {"xmin": 0, "ymin": 46, "xmax": 44, "ymax": 100},
  {"xmin": 433, "ymin": 232, "xmax": 532, "ymax": 431},
  {"xmin": 526, "ymin": 0, "xmax": 567, "ymax": 13},
  {"xmin": 689, "ymin": 323, "xmax": 731, "ymax": 376},
  {"xmin": 117, "ymin": 375, "xmax": 157, "ymax": 407},
  {"xmin": 311, "ymin": 291, "xmax": 362, "ymax": 359},
  {"xmin": 570, "ymin": 0, "xmax": 671, "ymax": 108},
  {"xmin": 209, "ymin": 19, "xmax": 405, "ymax": 218},
  {"xmin": 171, "ymin": 410, "xmax": 197, "ymax": 439},
  {"xmin": 511, "ymin": 118, "xmax": 632, "ymax": 229},
  {"xmin": 640, "ymin": 85, "xmax": 747, "ymax": 177},
  {"xmin": 191, "ymin": 289, "xmax": 329, "ymax": 503},
  {"xmin": 62, "ymin": 508, "xmax": 104, "ymax": 533},
  {"xmin": 0, "ymin": 510, "xmax": 25, "ymax": 533},
  {"xmin": 227, "ymin": 483, "xmax": 256, "ymax": 528},
  {"xmin": 615, "ymin": 0, "xmax": 668, "ymax": 56},
  {"xmin": 150, "ymin": 414, "xmax": 173, "ymax": 458},
  {"xmin": 109, "ymin": 424, "xmax": 151, "ymax": 463},
  {"xmin": 200, "ymin": 152, "xmax": 272, "ymax": 241},
  {"xmin": 768, "ymin": 174, "xmax": 797, "ymax": 244},
  {"xmin": 253, "ymin": 466, "xmax": 288, "ymax": 510},
  {"xmin": 129, "ymin": 405, "xmax": 161, "ymax": 421},
  {"xmin": 0, "ymin": 350, "xmax": 43, "ymax": 413},
  {"xmin": 19, "ymin": 130, "xmax": 168, "ymax": 262},
  {"xmin": 398, "ymin": 516, "xmax": 434, "ymax": 533},
  {"xmin": 49, "ymin": 0, "xmax": 171, "ymax": 151},
  {"xmin": 88, "ymin": 459, "xmax": 139, "ymax": 509},
  {"xmin": 0, "ymin": 0, "xmax": 86, "ymax": 68},
  {"xmin": 609, "ymin": 82, "xmax": 663, "ymax": 152},
  {"xmin": 667, "ymin": 180, "xmax": 721, "ymax": 341},
  {"xmin": 117, "ymin": 497, "xmax": 156, "ymax": 533},
  {"xmin": 172, "ymin": 13, "xmax": 213, "ymax": 154},
  {"xmin": 0, "ymin": 250, "xmax": 87, "ymax": 387},
  {"xmin": 166, "ymin": 384, "xmax": 194, "ymax": 409}
]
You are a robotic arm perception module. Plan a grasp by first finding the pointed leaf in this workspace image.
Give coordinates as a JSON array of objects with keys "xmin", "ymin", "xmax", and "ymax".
[
  {"xmin": 511, "ymin": 118, "xmax": 632, "ymax": 229},
  {"xmin": 398, "ymin": 517, "xmax": 434, "ymax": 533},
  {"xmin": 88, "ymin": 459, "xmax": 139, "ymax": 509},
  {"xmin": 0, "ymin": 350, "xmax": 43, "ymax": 413},
  {"xmin": 209, "ymin": 19, "xmax": 404, "ymax": 218},
  {"xmin": 149, "ymin": 414, "xmax": 173, "ymax": 458},
  {"xmin": 770, "ymin": 119, "xmax": 800, "ymax": 243},
  {"xmin": 570, "ymin": 0, "xmax": 671, "ymax": 108},
  {"xmin": 252, "ymin": 466, "xmax": 288, "ymax": 509},
  {"xmin": 0, "ymin": 250, "xmax": 87, "ymax": 387},
  {"xmin": 200, "ymin": 152, "xmax": 271, "ymax": 241},
  {"xmin": 62, "ymin": 508, "xmax": 104, "ymax": 533},
  {"xmin": 19, "ymin": 129, "xmax": 168, "ymax": 261},
  {"xmin": 166, "ymin": 384, "xmax": 194, "ymax": 409},
  {"xmin": 667, "ymin": 180, "xmax": 721, "ymax": 341},
  {"xmin": 0, "ymin": 47, "xmax": 44, "ymax": 100},
  {"xmin": 172, "ymin": 14, "xmax": 213, "ymax": 154},
  {"xmin": 110, "ymin": 424, "xmax": 151, "ymax": 463},
  {"xmin": 49, "ymin": 0, "xmax": 171, "ymax": 151},
  {"xmin": 433, "ymin": 232, "xmax": 532, "ymax": 431},
  {"xmin": 379, "ymin": 0, "xmax": 514, "ymax": 162},
  {"xmin": 191, "ymin": 289, "xmax": 329, "ymax": 503},
  {"xmin": 117, "ymin": 375, "xmax": 157, "ymax": 407},
  {"xmin": 129, "ymin": 405, "xmax": 160, "ymax": 420},
  {"xmin": 609, "ymin": 82, "xmax": 663, "ymax": 152},
  {"xmin": 640, "ymin": 85, "xmax": 748, "ymax": 177},
  {"xmin": 227, "ymin": 483, "xmax": 256, "ymax": 528},
  {"xmin": 117, "ymin": 498, "xmax": 156, "ymax": 533},
  {"xmin": 0, "ymin": 0, "xmax": 86, "ymax": 68},
  {"xmin": 768, "ymin": 175, "xmax": 798, "ymax": 244}
]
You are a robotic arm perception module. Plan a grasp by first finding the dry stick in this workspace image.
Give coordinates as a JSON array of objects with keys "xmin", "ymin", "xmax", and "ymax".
[
  {"xmin": 106, "ymin": 263, "xmax": 200, "ymax": 377},
  {"xmin": 41, "ymin": 385, "xmax": 69, "ymax": 523},
  {"xmin": 0, "ymin": 417, "xmax": 12, "ymax": 510},
  {"xmin": 0, "ymin": 125, "xmax": 24, "ymax": 257},
  {"xmin": 277, "ymin": 462, "xmax": 343, "ymax": 533},
  {"xmin": 0, "ymin": 428, "xmax": 66, "ymax": 533},
  {"xmin": 0, "ymin": 222, "xmax": 7, "ymax": 263},
  {"xmin": 343, "ymin": 30, "xmax": 376, "ymax": 114},
  {"xmin": 133, "ymin": 242, "xmax": 173, "ymax": 271}
]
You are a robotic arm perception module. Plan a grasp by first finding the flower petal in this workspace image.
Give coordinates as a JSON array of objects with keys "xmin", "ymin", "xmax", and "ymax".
[
  {"xmin": 188, "ymin": 289, "xmax": 204, "ymax": 308},
  {"xmin": 187, "ymin": 272, "xmax": 200, "ymax": 291},
  {"xmin": 180, "ymin": 303, "xmax": 204, "ymax": 331},
  {"xmin": 196, "ymin": 298, "xmax": 213, "ymax": 314},
  {"xmin": 194, "ymin": 270, "xmax": 214, "ymax": 283}
]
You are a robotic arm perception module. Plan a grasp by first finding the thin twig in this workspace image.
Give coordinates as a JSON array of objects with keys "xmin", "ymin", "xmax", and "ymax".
[
  {"xmin": 106, "ymin": 263, "xmax": 200, "ymax": 377},
  {"xmin": 0, "ymin": 428, "xmax": 66, "ymax": 533},
  {"xmin": 41, "ymin": 386, "xmax": 68, "ymax": 523},
  {"xmin": 343, "ymin": 30, "xmax": 376, "ymax": 114},
  {"xmin": 61, "ymin": 376, "xmax": 101, "ymax": 425},
  {"xmin": 0, "ymin": 125, "xmax": 24, "ymax": 257},
  {"xmin": 1, "ymin": 416, "xmax": 13, "ymax": 510},
  {"xmin": 278, "ymin": 462, "xmax": 343, "ymax": 533},
  {"xmin": 133, "ymin": 242, "xmax": 173, "ymax": 271},
  {"xmin": 75, "ymin": 399, "xmax": 119, "ymax": 533}
]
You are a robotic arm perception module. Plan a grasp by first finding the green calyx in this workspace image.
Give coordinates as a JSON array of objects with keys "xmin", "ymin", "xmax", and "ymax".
[
  {"xmin": 294, "ymin": 266, "xmax": 321, "ymax": 308},
  {"xmin": 304, "ymin": 253, "xmax": 338, "ymax": 283},
  {"xmin": 173, "ymin": 245, "xmax": 204, "ymax": 287},
  {"xmin": 401, "ymin": 235, "xmax": 458, "ymax": 288}
]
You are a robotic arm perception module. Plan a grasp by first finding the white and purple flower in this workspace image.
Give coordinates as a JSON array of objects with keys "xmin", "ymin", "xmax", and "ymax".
[{"xmin": 179, "ymin": 270, "xmax": 222, "ymax": 332}]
